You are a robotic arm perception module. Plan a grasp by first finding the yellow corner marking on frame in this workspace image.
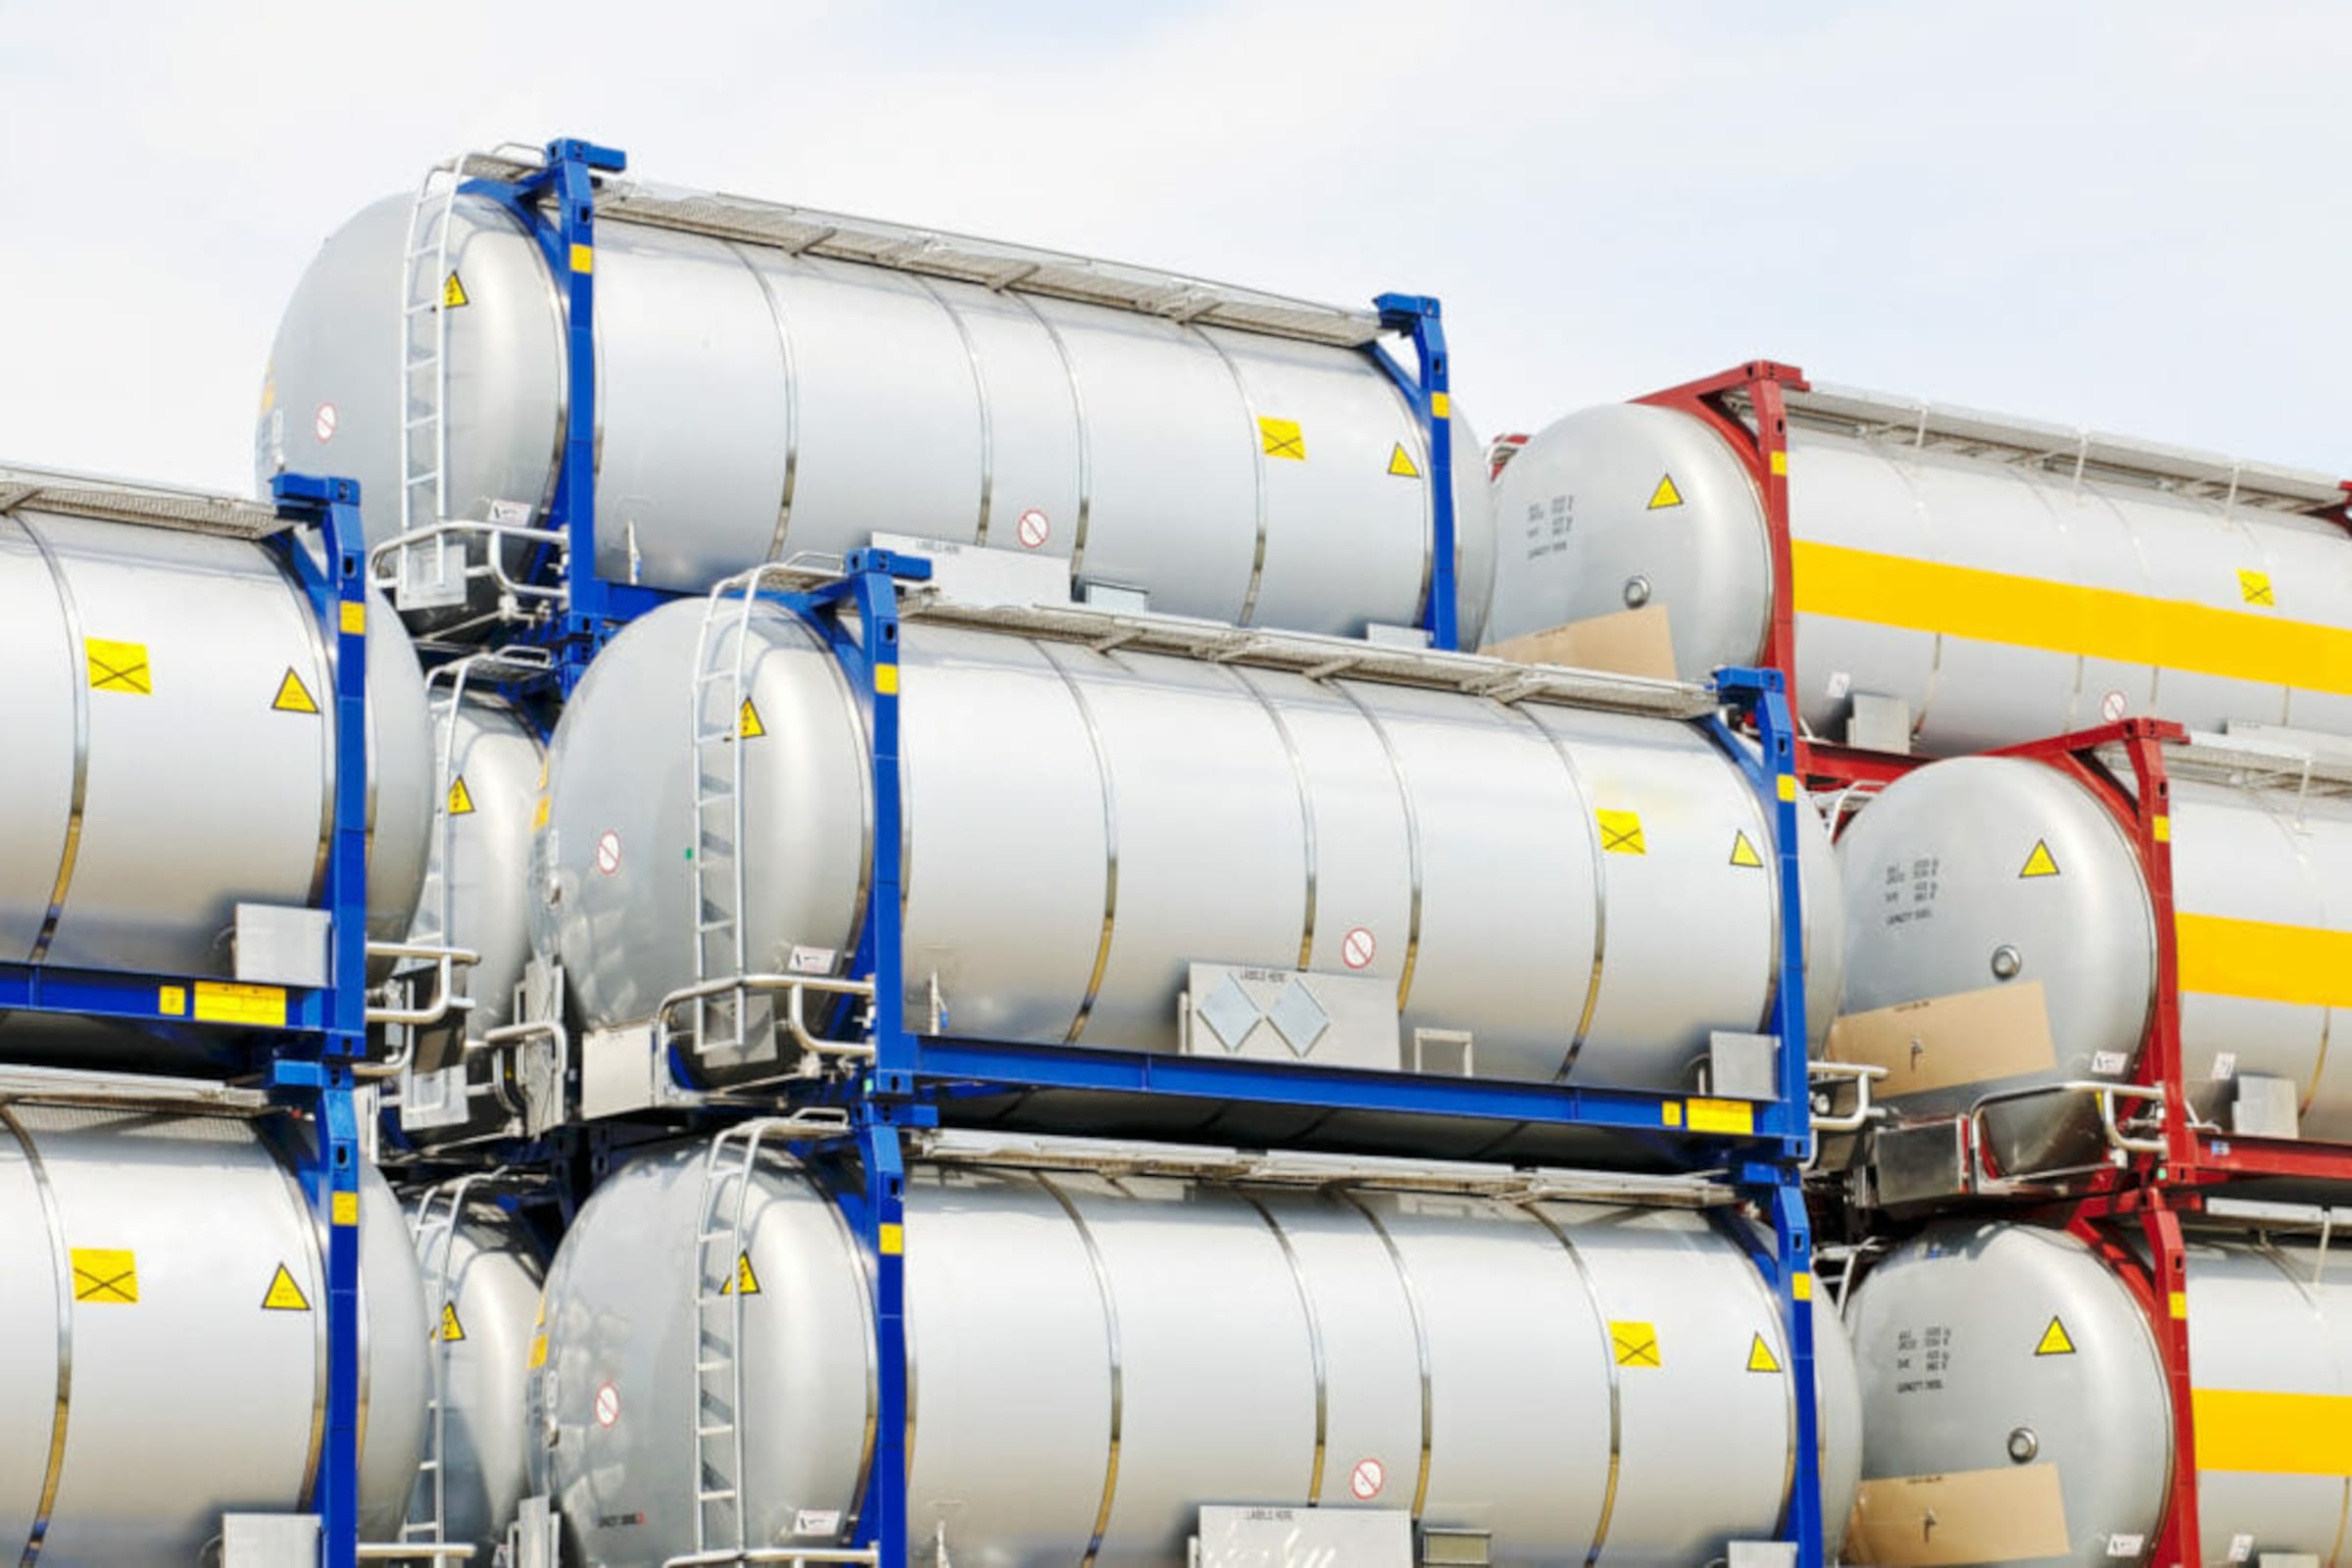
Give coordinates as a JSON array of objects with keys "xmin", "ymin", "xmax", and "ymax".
[
  {"xmin": 1746, "ymin": 1333, "xmax": 1783, "ymax": 1374},
  {"xmin": 2169, "ymin": 1290, "xmax": 2188, "ymax": 1320},
  {"xmin": 1387, "ymin": 442, "xmax": 1420, "ymax": 479},
  {"xmin": 339, "ymin": 600, "xmax": 367, "ymax": 636},
  {"xmin": 1769, "ymin": 449, "xmax": 1789, "ymax": 476},
  {"xmin": 331, "ymin": 1191, "xmax": 360, "ymax": 1228},
  {"xmin": 2019, "ymin": 840, "xmax": 2060, "ymax": 879},
  {"xmin": 1791, "ymin": 1271, "xmax": 1814, "ymax": 1301},
  {"xmin": 2152, "ymin": 814, "xmax": 2172, "ymax": 843},
  {"xmin": 270, "ymin": 668, "xmax": 319, "ymax": 714},
  {"xmin": 1646, "ymin": 474, "xmax": 1684, "ymax": 511},
  {"xmin": 879, "ymin": 1222, "xmax": 906, "ymax": 1256},
  {"xmin": 442, "ymin": 271, "xmax": 468, "ymax": 309},
  {"xmin": 738, "ymin": 698, "xmax": 765, "ymax": 740},
  {"xmin": 1429, "ymin": 392, "xmax": 1450, "ymax": 419},
  {"xmin": 85, "ymin": 638, "xmax": 153, "ymax": 695},
  {"xmin": 1596, "ymin": 809, "xmax": 1645, "ymax": 856},
  {"xmin": 1730, "ymin": 830, "xmax": 1765, "ymax": 869},
  {"xmin": 873, "ymin": 664, "xmax": 901, "ymax": 697},
  {"xmin": 1610, "ymin": 1320, "xmax": 1661, "ymax": 1368},
  {"xmin": 158, "ymin": 985, "xmax": 187, "ymax": 1017},
  {"xmin": 2238, "ymin": 568, "xmax": 2275, "ymax": 608},
  {"xmin": 1777, "ymin": 774, "xmax": 1798, "ymax": 802},
  {"xmin": 70, "ymin": 1248, "xmax": 138, "ymax": 1304},
  {"xmin": 193, "ymin": 981, "xmax": 286, "ymax": 1028},
  {"xmin": 2034, "ymin": 1315, "xmax": 2076, "ymax": 1356},
  {"xmin": 262, "ymin": 1263, "xmax": 312, "ymax": 1312},
  {"xmin": 569, "ymin": 243, "xmax": 594, "ymax": 274},
  {"xmin": 532, "ymin": 796, "xmax": 550, "ymax": 832},
  {"xmin": 1661, "ymin": 1102, "xmax": 1684, "ymax": 1128},
  {"xmin": 1685, "ymin": 1097, "xmax": 1755, "ymax": 1136},
  {"xmin": 527, "ymin": 1333, "xmax": 548, "ymax": 1369},
  {"xmin": 1257, "ymin": 416, "xmax": 1306, "ymax": 462}
]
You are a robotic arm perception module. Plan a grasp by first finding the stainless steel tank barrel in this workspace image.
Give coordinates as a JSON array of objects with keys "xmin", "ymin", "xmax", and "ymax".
[
  {"xmin": 0, "ymin": 495, "xmax": 432, "ymax": 1007},
  {"xmin": 260, "ymin": 181, "xmax": 1494, "ymax": 641},
  {"xmin": 1486, "ymin": 384, "xmax": 2352, "ymax": 753},
  {"xmin": 0, "ymin": 1106, "xmax": 427, "ymax": 1563},
  {"xmin": 530, "ymin": 1137, "xmax": 1861, "ymax": 1566},
  {"xmin": 532, "ymin": 600, "xmax": 1841, "ymax": 1090},
  {"xmin": 1831, "ymin": 754, "xmax": 2352, "ymax": 1171},
  {"xmin": 409, "ymin": 685, "xmax": 543, "ymax": 1059},
  {"xmin": 1845, "ymin": 1217, "xmax": 2352, "ymax": 1566},
  {"xmin": 406, "ymin": 1193, "xmax": 544, "ymax": 1559}
]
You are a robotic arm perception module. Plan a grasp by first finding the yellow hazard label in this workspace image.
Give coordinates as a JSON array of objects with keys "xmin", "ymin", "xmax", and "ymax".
[
  {"xmin": 1746, "ymin": 1333, "xmax": 1782, "ymax": 1374},
  {"xmin": 1596, "ymin": 809, "xmax": 1645, "ymax": 856},
  {"xmin": 527, "ymin": 1332, "xmax": 548, "ymax": 1369},
  {"xmin": 2019, "ymin": 839, "xmax": 2060, "ymax": 879},
  {"xmin": 2034, "ymin": 1316, "xmax": 2075, "ymax": 1356},
  {"xmin": 158, "ymin": 985, "xmax": 186, "ymax": 1017},
  {"xmin": 71, "ymin": 1248, "xmax": 138, "ymax": 1304},
  {"xmin": 85, "ymin": 638, "xmax": 152, "ymax": 695},
  {"xmin": 1686, "ymin": 1097, "xmax": 1755, "ymax": 1136},
  {"xmin": 738, "ymin": 699, "xmax": 764, "ymax": 740},
  {"xmin": 440, "ymin": 1301, "xmax": 466, "ymax": 1342},
  {"xmin": 1387, "ymin": 443, "xmax": 1420, "ymax": 479},
  {"xmin": 880, "ymin": 1222, "xmax": 906, "ymax": 1256},
  {"xmin": 1257, "ymin": 416, "xmax": 1306, "ymax": 462},
  {"xmin": 339, "ymin": 600, "xmax": 366, "ymax": 636},
  {"xmin": 1647, "ymin": 474, "xmax": 1684, "ymax": 511},
  {"xmin": 1730, "ymin": 830, "xmax": 1765, "ymax": 868},
  {"xmin": 262, "ymin": 1263, "xmax": 312, "ymax": 1311},
  {"xmin": 2238, "ymin": 568, "xmax": 2275, "ymax": 607},
  {"xmin": 447, "ymin": 776, "xmax": 475, "ymax": 815},
  {"xmin": 193, "ymin": 981, "xmax": 287, "ymax": 1027},
  {"xmin": 271, "ymin": 667, "xmax": 319, "ymax": 714},
  {"xmin": 443, "ymin": 271, "xmax": 468, "ymax": 309},
  {"xmin": 331, "ymin": 1191, "xmax": 360, "ymax": 1228},
  {"xmin": 720, "ymin": 1250, "xmax": 761, "ymax": 1296},
  {"xmin": 1611, "ymin": 1320, "xmax": 1661, "ymax": 1367}
]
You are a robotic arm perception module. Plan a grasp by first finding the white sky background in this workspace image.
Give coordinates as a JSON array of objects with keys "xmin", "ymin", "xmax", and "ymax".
[{"xmin": 1, "ymin": 0, "xmax": 2348, "ymax": 493}]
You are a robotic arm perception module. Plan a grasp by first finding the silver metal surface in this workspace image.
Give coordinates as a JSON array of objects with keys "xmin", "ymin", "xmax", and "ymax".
[
  {"xmin": 530, "ymin": 1137, "xmax": 1860, "ymax": 1567},
  {"xmin": 538, "ymin": 601, "xmax": 1835, "ymax": 1090}
]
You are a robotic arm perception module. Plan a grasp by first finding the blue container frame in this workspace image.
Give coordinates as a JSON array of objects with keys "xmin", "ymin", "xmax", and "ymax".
[{"xmin": 0, "ymin": 473, "xmax": 373, "ymax": 1568}]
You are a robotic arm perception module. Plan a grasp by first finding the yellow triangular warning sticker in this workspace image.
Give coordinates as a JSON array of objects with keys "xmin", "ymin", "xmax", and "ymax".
[
  {"xmin": 262, "ymin": 1263, "xmax": 312, "ymax": 1312},
  {"xmin": 440, "ymin": 1301, "xmax": 466, "ymax": 1342},
  {"xmin": 443, "ymin": 271, "xmax": 468, "ymax": 309},
  {"xmin": 447, "ymin": 776, "xmax": 475, "ymax": 815},
  {"xmin": 1647, "ymin": 474, "xmax": 1683, "ymax": 511},
  {"xmin": 2034, "ymin": 1315, "xmax": 2075, "ymax": 1356},
  {"xmin": 2019, "ymin": 839, "xmax": 2060, "ymax": 879},
  {"xmin": 720, "ymin": 1251, "xmax": 761, "ymax": 1297},
  {"xmin": 1730, "ymin": 830, "xmax": 1765, "ymax": 868},
  {"xmin": 271, "ymin": 668, "xmax": 319, "ymax": 714},
  {"xmin": 739, "ymin": 699, "xmax": 764, "ymax": 740},
  {"xmin": 1387, "ymin": 442, "xmax": 1420, "ymax": 479},
  {"xmin": 1746, "ymin": 1333, "xmax": 1782, "ymax": 1374}
]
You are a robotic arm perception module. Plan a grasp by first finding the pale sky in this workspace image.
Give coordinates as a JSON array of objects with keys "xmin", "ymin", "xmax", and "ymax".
[{"xmin": 4, "ymin": 1, "xmax": 2349, "ymax": 494}]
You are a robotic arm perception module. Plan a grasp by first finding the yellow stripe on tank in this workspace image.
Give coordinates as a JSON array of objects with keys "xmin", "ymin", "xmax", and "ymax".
[
  {"xmin": 1788, "ymin": 539, "xmax": 2352, "ymax": 697},
  {"xmin": 2176, "ymin": 913, "xmax": 2352, "ymax": 1008},
  {"xmin": 2194, "ymin": 1389, "xmax": 2352, "ymax": 1475}
]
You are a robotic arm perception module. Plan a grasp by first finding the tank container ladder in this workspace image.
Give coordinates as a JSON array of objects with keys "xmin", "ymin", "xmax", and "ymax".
[
  {"xmin": 402, "ymin": 1174, "xmax": 485, "ymax": 1547},
  {"xmin": 688, "ymin": 565, "xmax": 808, "ymax": 1060}
]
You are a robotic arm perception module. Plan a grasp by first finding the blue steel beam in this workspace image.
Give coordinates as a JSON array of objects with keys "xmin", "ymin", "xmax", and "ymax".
[{"xmin": 1374, "ymin": 292, "xmax": 1457, "ymax": 652}]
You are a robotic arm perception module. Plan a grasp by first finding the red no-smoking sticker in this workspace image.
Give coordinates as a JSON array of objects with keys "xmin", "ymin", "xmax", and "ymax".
[
  {"xmin": 594, "ymin": 830, "xmax": 622, "ymax": 877},
  {"xmin": 594, "ymin": 1381, "xmax": 620, "ymax": 1429},
  {"xmin": 1342, "ymin": 926, "xmax": 1377, "ymax": 970},
  {"xmin": 1349, "ymin": 1456, "xmax": 1385, "ymax": 1500},
  {"xmin": 1016, "ymin": 509, "xmax": 1051, "ymax": 550},
  {"xmin": 314, "ymin": 403, "xmax": 338, "ymax": 443}
]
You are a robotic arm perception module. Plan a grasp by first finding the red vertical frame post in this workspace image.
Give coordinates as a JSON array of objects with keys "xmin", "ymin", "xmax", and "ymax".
[{"xmin": 2066, "ymin": 1195, "xmax": 2200, "ymax": 1565}]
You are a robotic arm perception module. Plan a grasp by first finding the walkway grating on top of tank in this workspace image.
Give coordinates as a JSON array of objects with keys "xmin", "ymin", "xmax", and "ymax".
[
  {"xmin": 1726, "ymin": 380, "xmax": 2348, "ymax": 514},
  {"xmin": 457, "ymin": 148, "xmax": 1390, "ymax": 350},
  {"xmin": 0, "ymin": 463, "xmax": 288, "ymax": 539}
]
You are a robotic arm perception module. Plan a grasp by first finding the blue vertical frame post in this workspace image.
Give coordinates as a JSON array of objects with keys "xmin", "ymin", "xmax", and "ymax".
[
  {"xmin": 270, "ymin": 472, "xmax": 373, "ymax": 1568},
  {"xmin": 1716, "ymin": 662, "xmax": 1824, "ymax": 1564},
  {"xmin": 1375, "ymin": 292, "xmax": 1457, "ymax": 653}
]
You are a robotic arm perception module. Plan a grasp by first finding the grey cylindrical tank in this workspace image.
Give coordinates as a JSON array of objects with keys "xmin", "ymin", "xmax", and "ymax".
[
  {"xmin": 1845, "ymin": 1219, "xmax": 2352, "ymax": 1565},
  {"xmin": 407, "ymin": 1198, "xmax": 544, "ymax": 1558},
  {"xmin": 1486, "ymin": 401, "xmax": 2352, "ymax": 752},
  {"xmin": 533, "ymin": 600, "xmax": 1841, "ymax": 1087},
  {"xmin": 1834, "ymin": 756, "xmax": 2352, "ymax": 1168},
  {"xmin": 0, "ymin": 506, "xmax": 432, "ymax": 995},
  {"xmin": 411, "ymin": 690, "xmax": 544, "ymax": 1064},
  {"xmin": 0, "ymin": 1106, "xmax": 428, "ymax": 1563},
  {"xmin": 261, "ymin": 191, "xmax": 1494, "ymax": 643},
  {"xmin": 530, "ymin": 1140, "xmax": 1861, "ymax": 1566}
]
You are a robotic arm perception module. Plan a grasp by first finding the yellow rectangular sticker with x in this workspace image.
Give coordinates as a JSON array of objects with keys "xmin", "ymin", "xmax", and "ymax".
[
  {"xmin": 85, "ymin": 638, "xmax": 152, "ymax": 695},
  {"xmin": 72, "ymin": 1247, "xmax": 139, "ymax": 1304},
  {"xmin": 1257, "ymin": 416, "xmax": 1306, "ymax": 462},
  {"xmin": 1611, "ymin": 1319, "xmax": 1661, "ymax": 1367},
  {"xmin": 1596, "ymin": 809, "xmax": 1646, "ymax": 856}
]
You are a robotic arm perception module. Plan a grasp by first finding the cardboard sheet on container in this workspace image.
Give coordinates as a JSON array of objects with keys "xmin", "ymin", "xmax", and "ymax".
[
  {"xmin": 1825, "ymin": 981, "xmax": 2057, "ymax": 1099},
  {"xmin": 1844, "ymin": 1464, "xmax": 2069, "ymax": 1565},
  {"xmin": 1481, "ymin": 605, "xmax": 1678, "ymax": 681}
]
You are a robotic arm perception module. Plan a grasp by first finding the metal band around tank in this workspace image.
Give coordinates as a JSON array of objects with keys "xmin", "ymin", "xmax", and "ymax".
[
  {"xmin": 1034, "ymin": 642, "xmax": 1120, "ymax": 1043},
  {"xmin": 1224, "ymin": 667, "xmax": 1317, "ymax": 969},
  {"xmin": 1509, "ymin": 707, "xmax": 1609, "ymax": 1083},
  {"xmin": 906, "ymin": 276, "xmax": 996, "ymax": 548},
  {"xmin": 17, "ymin": 517, "xmax": 89, "ymax": 965},
  {"xmin": 1326, "ymin": 683, "xmax": 1425, "ymax": 1010},
  {"xmin": 2, "ymin": 1108, "xmax": 74, "ymax": 1568},
  {"xmin": 1034, "ymin": 1174, "xmax": 1124, "ymax": 1566},
  {"xmin": 727, "ymin": 240, "xmax": 806, "ymax": 565},
  {"xmin": 1520, "ymin": 1204, "xmax": 1622, "ymax": 1568},
  {"xmin": 1186, "ymin": 326, "xmax": 1272, "ymax": 627},
  {"xmin": 1241, "ymin": 1196, "xmax": 1329, "ymax": 1504},
  {"xmin": 1003, "ymin": 292, "xmax": 1094, "ymax": 581},
  {"xmin": 1337, "ymin": 1193, "xmax": 1434, "ymax": 1521}
]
